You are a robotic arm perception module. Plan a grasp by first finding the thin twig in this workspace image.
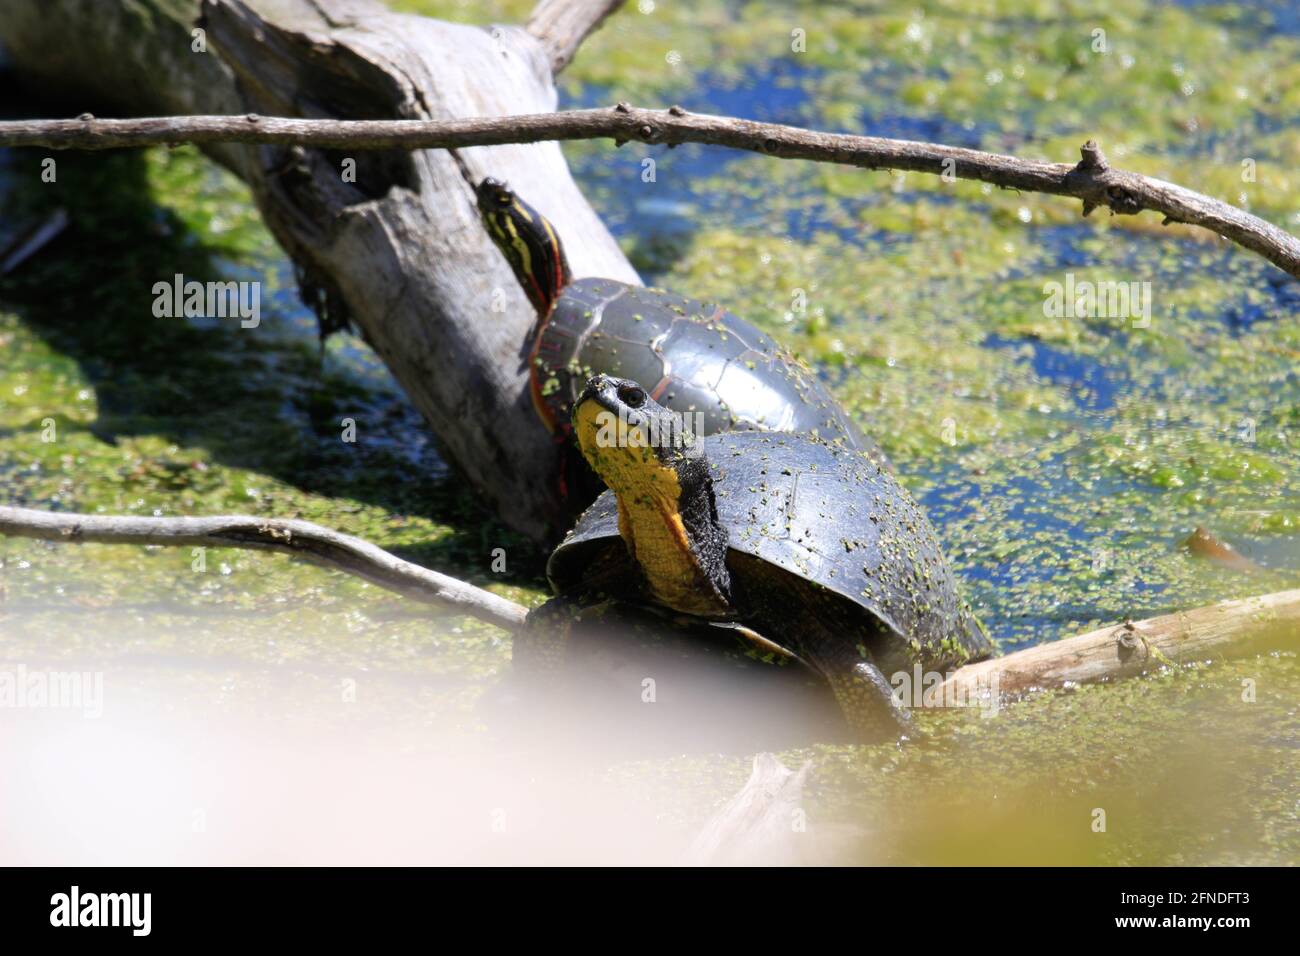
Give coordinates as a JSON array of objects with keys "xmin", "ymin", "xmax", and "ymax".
[
  {"xmin": 2, "ymin": 106, "xmax": 1296, "ymax": 280},
  {"xmin": 527, "ymin": 0, "xmax": 626, "ymax": 74},
  {"xmin": 3, "ymin": 504, "xmax": 1295, "ymax": 692},
  {"xmin": 0, "ymin": 505, "xmax": 529, "ymax": 633}
]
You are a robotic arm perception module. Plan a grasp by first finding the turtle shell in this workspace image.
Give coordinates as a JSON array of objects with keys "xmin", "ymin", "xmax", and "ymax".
[
  {"xmin": 534, "ymin": 278, "xmax": 879, "ymax": 459},
  {"xmin": 547, "ymin": 430, "xmax": 990, "ymax": 671}
]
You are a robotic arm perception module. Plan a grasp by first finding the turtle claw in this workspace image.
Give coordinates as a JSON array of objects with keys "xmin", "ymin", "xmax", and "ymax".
[{"xmin": 828, "ymin": 660, "xmax": 917, "ymax": 742}]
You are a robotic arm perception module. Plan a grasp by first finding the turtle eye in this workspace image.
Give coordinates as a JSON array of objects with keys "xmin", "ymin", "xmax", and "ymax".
[{"xmin": 618, "ymin": 385, "xmax": 647, "ymax": 408}]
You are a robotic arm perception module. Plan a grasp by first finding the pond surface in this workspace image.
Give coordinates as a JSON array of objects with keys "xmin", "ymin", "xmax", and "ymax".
[{"xmin": 0, "ymin": 0, "xmax": 1296, "ymax": 864}]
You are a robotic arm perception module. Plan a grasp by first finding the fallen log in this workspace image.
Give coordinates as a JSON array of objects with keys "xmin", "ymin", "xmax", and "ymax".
[{"xmin": 0, "ymin": 0, "xmax": 639, "ymax": 542}]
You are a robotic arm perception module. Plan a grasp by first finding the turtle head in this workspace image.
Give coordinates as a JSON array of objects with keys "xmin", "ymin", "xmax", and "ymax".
[
  {"xmin": 476, "ymin": 177, "xmax": 572, "ymax": 317},
  {"xmin": 572, "ymin": 375, "xmax": 731, "ymax": 616},
  {"xmin": 572, "ymin": 374, "xmax": 700, "ymax": 482}
]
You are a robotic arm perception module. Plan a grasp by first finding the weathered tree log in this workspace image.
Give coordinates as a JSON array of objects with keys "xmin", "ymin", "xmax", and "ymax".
[{"xmin": 0, "ymin": 0, "xmax": 638, "ymax": 542}]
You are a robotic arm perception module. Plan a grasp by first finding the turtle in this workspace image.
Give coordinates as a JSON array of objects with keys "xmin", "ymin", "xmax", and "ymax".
[
  {"xmin": 475, "ymin": 178, "xmax": 883, "ymax": 517},
  {"xmin": 516, "ymin": 373, "xmax": 993, "ymax": 740}
]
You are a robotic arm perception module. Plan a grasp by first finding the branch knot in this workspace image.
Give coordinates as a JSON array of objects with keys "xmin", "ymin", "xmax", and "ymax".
[
  {"xmin": 1076, "ymin": 139, "xmax": 1108, "ymax": 173},
  {"xmin": 1106, "ymin": 185, "xmax": 1142, "ymax": 216}
]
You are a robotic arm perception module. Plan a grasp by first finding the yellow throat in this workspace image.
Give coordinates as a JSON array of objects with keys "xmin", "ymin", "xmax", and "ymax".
[{"xmin": 573, "ymin": 401, "xmax": 727, "ymax": 617}]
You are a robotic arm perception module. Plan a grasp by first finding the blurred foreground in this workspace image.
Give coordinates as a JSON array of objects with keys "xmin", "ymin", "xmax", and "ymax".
[{"xmin": 2, "ymin": 603, "xmax": 1295, "ymax": 865}]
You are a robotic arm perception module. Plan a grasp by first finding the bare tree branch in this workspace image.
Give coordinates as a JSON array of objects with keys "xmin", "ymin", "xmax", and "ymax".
[
  {"xmin": 0, "ymin": 505, "xmax": 529, "ymax": 633},
  {"xmin": 3, "ymin": 503, "xmax": 1296, "ymax": 700},
  {"xmin": 527, "ymin": 0, "xmax": 626, "ymax": 74},
  {"xmin": 3, "ymin": 106, "xmax": 1296, "ymax": 281}
]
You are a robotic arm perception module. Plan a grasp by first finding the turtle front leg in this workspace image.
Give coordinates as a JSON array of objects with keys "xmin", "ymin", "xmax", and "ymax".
[
  {"xmin": 513, "ymin": 594, "xmax": 584, "ymax": 675},
  {"xmin": 822, "ymin": 656, "xmax": 917, "ymax": 741},
  {"xmin": 481, "ymin": 594, "xmax": 587, "ymax": 734},
  {"xmin": 514, "ymin": 592, "xmax": 638, "ymax": 674}
]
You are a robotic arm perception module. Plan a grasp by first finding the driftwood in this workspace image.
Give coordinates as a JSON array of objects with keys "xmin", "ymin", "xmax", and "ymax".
[
  {"xmin": 684, "ymin": 753, "xmax": 815, "ymax": 865},
  {"xmin": 0, "ymin": 0, "xmax": 638, "ymax": 542},
  {"xmin": 939, "ymin": 588, "xmax": 1300, "ymax": 701},
  {"xmin": 5, "ymin": 110, "xmax": 1300, "ymax": 283}
]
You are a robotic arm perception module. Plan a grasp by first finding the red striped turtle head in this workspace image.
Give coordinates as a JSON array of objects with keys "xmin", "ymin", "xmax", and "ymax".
[{"xmin": 476, "ymin": 178, "xmax": 572, "ymax": 318}]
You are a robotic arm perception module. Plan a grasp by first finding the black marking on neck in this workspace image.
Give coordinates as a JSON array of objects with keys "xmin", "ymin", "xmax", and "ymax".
[{"xmin": 674, "ymin": 451, "xmax": 732, "ymax": 608}]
